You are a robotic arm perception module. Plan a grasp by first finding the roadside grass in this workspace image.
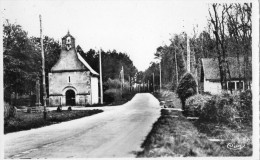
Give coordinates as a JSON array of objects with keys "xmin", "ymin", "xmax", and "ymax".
[
  {"xmin": 154, "ymin": 90, "xmax": 182, "ymax": 109},
  {"xmin": 137, "ymin": 109, "xmax": 231, "ymax": 157},
  {"xmin": 138, "ymin": 90, "xmax": 252, "ymax": 157},
  {"xmin": 4, "ymin": 109, "xmax": 103, "ymax": 134},
  {"xmin": 193, "ymin": 121, "xmax": 252, "ymax": 156}
]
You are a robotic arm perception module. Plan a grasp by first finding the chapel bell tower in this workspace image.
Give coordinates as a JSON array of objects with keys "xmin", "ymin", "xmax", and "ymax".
[{"xmin": 62, "ymin": 31, "xmax": 75, "ymax": 51}]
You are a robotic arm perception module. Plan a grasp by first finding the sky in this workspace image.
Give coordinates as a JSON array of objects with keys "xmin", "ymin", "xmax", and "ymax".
[{"xmin": 1, "ymin": 0, "xmax": 209, "ymax": 71}]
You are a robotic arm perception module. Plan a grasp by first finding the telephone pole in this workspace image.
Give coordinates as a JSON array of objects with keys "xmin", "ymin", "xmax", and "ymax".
[
  {"xmin": 174, "ymin": 49, "xmax": 178, "ymax": 87},
  {"xmin": 40, "ymin": 15, "xmax": 47, "ymax": 119},
  {"xmin": 187, "ymin": 35, "xmax": 191, "ymax": 72},
  {"xmin": 153, "ymin": 73, "xmax": 155, "ymax": 92},
  {"xmin": 99, "ymin": 50, "xmax": 103, "ymax": 104},
  {"xmin": 159, "ymin": 62, "xmax": 162, "ymax": 91}
]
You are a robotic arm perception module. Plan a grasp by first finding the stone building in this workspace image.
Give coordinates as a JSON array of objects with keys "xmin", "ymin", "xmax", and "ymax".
[{"xmin": 48, "ymin": 32, "xmax": 99, "ymax": 106}]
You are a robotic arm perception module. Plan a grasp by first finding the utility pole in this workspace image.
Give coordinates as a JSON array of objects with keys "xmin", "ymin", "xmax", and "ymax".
[
  {"xmin": 40, "ymin": 15, "xmax": 47, "ymax": 119},
  {"xmin": 99, "ymin": 50, "xmax": 103, "ymax": 104},
  {"xmin": 187, "ymin": 35, "xmax": 191, "ymax": 72},
  {"xmin": 159, "ymin": 62, "xmax": 162, "ymax": 91},
  {"xmin": 153, "ymin": 73, "xmax": 155, "ymax": 92},
  {"xmin": 129, "ymin": 75, "xmax": 131, "ymax": 92},
  {"xmin": 174, "ymin": 49, "xmax": 178, "ymax": 87},
  {"xmin": 122, "ymin": 66, "xmax": 124, "ymax": 85},
  {"xmin": 148, "ymin": 80, "xmax": 150, "ymax": 92}
]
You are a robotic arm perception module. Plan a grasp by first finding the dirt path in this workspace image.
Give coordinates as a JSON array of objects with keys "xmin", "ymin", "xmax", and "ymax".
[{"xmin": 4, "ymin": 93, "xmax": 161, "ymax": 158}]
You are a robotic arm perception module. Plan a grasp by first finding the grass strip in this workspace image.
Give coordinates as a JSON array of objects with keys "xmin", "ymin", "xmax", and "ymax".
[
  {"xmin": 138, "ymin": 109, "xmax": 238, "ymax": 157},
  {"xmin": 4, "ymin": 109, "xmax": 103, "ymax": 134}
]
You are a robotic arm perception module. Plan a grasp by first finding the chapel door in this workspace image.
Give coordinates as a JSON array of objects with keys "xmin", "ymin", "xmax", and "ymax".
[{"xmin": 66, "ymin": 90, "xmax": 76, "ymax": 106}]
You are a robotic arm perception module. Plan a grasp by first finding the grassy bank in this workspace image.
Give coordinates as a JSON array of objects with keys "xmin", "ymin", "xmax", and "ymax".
[
  {"xmin": 138, "ymin": 109, "xmax": 231, "ymax": 157},
  {"xmin": 137, "ymin": 90, "xmax": 252, "ymax": 157},
  {"xmin": 4, "ymin": 109, "xmax": 103, "ymax": 134}
]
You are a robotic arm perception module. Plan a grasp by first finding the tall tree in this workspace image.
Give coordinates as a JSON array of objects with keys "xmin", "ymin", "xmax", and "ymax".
[
  {"xmin": 209, "ymin": 4, "xmax": 230, "ymax": 90},
  {"xmin": 3, "ymin": 20, "xmax": 40, "ymax": 101},
  {"xmin": 225, "ymin": 3, "xmax": 252, "ymax": 89}
]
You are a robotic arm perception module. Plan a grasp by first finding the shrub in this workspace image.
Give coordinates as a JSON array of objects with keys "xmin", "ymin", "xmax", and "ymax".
[
  {"xmin": 27, "ymin": 108, "xmax": 32, "ymax": 113},
  {"xmin": 104, "ymin": 88, "xmax": 122, "ymax": 102},
  {"xmin": 104, "ymin": 78, "xmax": 121, "ymax": 89},
  {"xmin": 104, "ymin": 92, "xmax": 114, "ymax": 103},
  {"xmin": 185, "ymin": 94, "xmax": 212, "ymax": 117},
  {"xmin": 4, "ymin": 102, "xmax": 17, "ymax": 120},
  {"xmin": 199, "ymin": 94, "xmax": 239, "ymax": 125},
  {"xmin": 176, "ymin": 73, "xmax": 197, "ymax": 110},
  {"xmin": 68, "ymin": 106, "xmax": 72, "ymax": 111},
  {"xmin": 104, "ymin": 78, "xmax": 126, "ymax": 103}
]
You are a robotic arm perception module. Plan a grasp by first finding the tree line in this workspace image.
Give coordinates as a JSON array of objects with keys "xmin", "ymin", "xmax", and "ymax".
[{"xmin": 142, "ymin": 3, "xmax": 252, "ymax": 92}]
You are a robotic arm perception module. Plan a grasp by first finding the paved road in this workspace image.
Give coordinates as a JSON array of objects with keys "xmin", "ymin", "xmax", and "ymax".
[{"xmin": 4, "ymin": 93, "xmax": 161, "ymax": 158}]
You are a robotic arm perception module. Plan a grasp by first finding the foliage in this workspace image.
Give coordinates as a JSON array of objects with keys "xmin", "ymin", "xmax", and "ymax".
[
  {"xmin": 104, "ymin": 88, "xmax": 122, "ymax": 102},
  {"xmin": 103, "ymin": 78, "xmax": 132, "ymax": 103},
  {"xmin": 78, "ymin": 48, "xmax": 138, "ymax": 83},
  {"xmin": 3, "ymin": 21, "xmax": 39, "ymax": 100},
  {"xmin": 185, "ymin": 94, "xmax": 212, "ymax": 116},
  {"xmin": 176, "ymin": 73, "xmax": 197, "ymax": 109},
  {"xmin": 104, "ymin": 78, "xmax": 122, "ymax": 102},
  {"xmin": 143, "ymin": 3, "xmax": 252, "ymax": 93},
  {"xmin": 185, "ymin": 90, "xmax": 252, "ymax": 127},
  {"xmin": 199, "ymin": 94, "xmax": 240, "ymax": 125},
  {"xmin": 3, "ymin": 20, "xmax": 61, "ymax": 103},
  {"xmin": 208, "ymin": 3, "xmax": 252, "ymax": 90},
  {"xmin": 104, "ymin": 78, "xmax": 121, "ymax": 89},
  {"xmin": 197, "ymin": 90, "xmax": 252, "ymax": 126},
  {"xmin": 4, "ymin": 102, "xmax": 17, "ymax": 120}
]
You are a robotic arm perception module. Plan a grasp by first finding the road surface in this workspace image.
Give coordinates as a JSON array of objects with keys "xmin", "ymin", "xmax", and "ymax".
[{"xmin": 4, "ymin": 93, "xmax": 161, "ymax": 158}]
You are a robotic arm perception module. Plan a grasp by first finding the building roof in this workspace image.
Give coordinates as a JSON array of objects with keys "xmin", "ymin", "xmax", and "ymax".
[
  {"xmin": 77, "ymin": 52, "xmax": 99, "ymax": 75},
  {"xmin": 201, "ymin": 57, "xmax": 252, "ymax": 81},
  {"xmin": 51, "ymin": 32, "xmax": 99, "ymax": 76}
]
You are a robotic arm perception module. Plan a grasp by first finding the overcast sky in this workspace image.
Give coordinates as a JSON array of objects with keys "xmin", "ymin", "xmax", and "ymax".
[{"xmin": 1, "ymin": 0, "xmax": 209, "ymax": 71}]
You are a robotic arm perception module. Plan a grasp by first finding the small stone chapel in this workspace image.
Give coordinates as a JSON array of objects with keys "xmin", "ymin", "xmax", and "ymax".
[{"xmin": 48, "ymin": 32, "xmax": 99, "ymax": 106}]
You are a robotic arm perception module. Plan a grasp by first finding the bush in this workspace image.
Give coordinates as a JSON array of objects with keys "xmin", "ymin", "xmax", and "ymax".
[
  {"xmin": 176, "ymin": 73, "xmax": 197, "ymax": 109},
  {"xmin": 4, "ymin": 102, "xmax": 17, "ymax": 120},
  {"xmin": 185, "ymin": 94, "xmax": 212, "ymax": 117},
  {"xmin": 104, "ymin": 78, "xmax": 128, "ymax": 103},
  {"xmin": 199, "ymin": 94, "xmax": 239, "ymax": 125},
  {"xmin": 68, "ymin": 106, "xmax": 72, "ymax": 111},
  {"xmin": 104, "ymin": 92, "xmax": 114, "ymax": 103},
  {"xmin": 104, "ymin": 78, "xmax": 121, "ymax": 89},
  {"xmin": 197, "ymin": 91, "xmax": 252, "ymax": 126},
  {"xmin": 27, "ymin": 108, "xmax": 32, "ymax": 113},
  {"xmin": 104, "ymin": 88, "xmax": 122, "ymax": 102}
]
